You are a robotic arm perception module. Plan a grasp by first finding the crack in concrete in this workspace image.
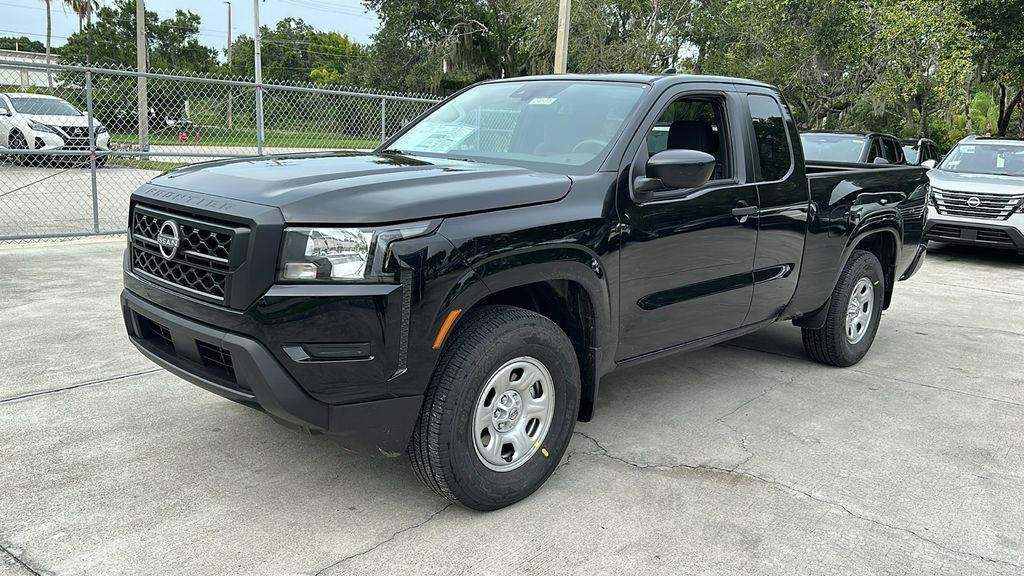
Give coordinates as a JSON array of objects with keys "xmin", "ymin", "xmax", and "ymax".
[
  {"xmin": 0, "ymin": 368, "xmax": 162, "ymax": 405},
  {"xmin": 0, "ymin": 542, "xmax": 42, "ymax": 576},
  {"xmin": 913, "ymin": 280, "xmax": 1024, "ymax": 298},
  {"xmin": 723, "ymin": 342, "xmax": 1024, "ymax": 410},
  {"xmin": 846, "ymin": 368, "xmax": 1024, "ymax": 410},
  {"xmin": 311, "ymin": 502, "xmax": 453, "ymax": 575},
  {"xmin": 568, "ymin": 431, "xmax": 1024, "ymax": 571}
]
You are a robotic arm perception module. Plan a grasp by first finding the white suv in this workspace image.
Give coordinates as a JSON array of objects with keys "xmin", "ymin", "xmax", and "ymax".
[
  {"xmin": 925, "ymin": 136, "xmax": 1024, "ymax": 254},
  {"xmin": 0, "ymin": 93, "xmax": 111, "ymax": 166}
]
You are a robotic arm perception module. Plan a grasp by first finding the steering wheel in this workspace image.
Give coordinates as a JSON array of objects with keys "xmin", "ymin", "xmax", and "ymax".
[{"xmin": 572, "ymin": 139, "xmax": 607, "ymax": 154}]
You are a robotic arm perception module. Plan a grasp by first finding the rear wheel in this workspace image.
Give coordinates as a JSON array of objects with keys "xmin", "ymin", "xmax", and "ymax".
[
  {"xmin": 802, "ymin": 249, "xmax": 885, "ymax": 367},
  {"xmin": 408, "ymin": 305, "xmax": 580, "ymax": 510}
]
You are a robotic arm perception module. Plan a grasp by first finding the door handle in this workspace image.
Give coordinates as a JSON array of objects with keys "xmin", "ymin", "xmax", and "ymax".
[{"xmin": 732, "ymin": 205, "xmax": 759, "ymax": 217}]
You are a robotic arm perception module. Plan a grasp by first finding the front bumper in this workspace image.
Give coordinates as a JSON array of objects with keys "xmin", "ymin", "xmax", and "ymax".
[
  {"xmin": 924, "ymin": 209, "xmax": 1024, "ymax": 251},
  {"xmin": 29, "ymin": 128, "xmax": 111, "ymax": 152},
  {"xmin": 121, "ymin": 288, "xmax": 423, "ymax": 455}
]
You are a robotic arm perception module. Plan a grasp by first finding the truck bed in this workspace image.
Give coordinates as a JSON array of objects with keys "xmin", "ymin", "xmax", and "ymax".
[{"xmin": 782, "ymin": 161, "xmax": 930, "ymax": 320}]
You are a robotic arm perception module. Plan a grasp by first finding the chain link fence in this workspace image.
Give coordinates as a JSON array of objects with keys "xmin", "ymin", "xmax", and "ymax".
[{"xmin": 0, "ymin": 60, "xmax": 440, "ymax": 243}]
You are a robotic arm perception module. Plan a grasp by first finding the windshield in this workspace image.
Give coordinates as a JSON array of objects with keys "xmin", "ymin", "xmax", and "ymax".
[
  {"xmin": 939, "ymin": 142, "xmax": 1024, "ymax": 176},
  {"xmin": 800, "ymin": 134, "xmax": 867, "ymax": 162},
  {"xmin": 9, "ymin": 97, "xmax": 83, "ymax": 116},
  {"xmin": 390, "ymin": 81, "xmax": 646, "ymax": 169},
  {"xmin": 902, "ymin": 145, "xmax": 919, "ymax": 164}
]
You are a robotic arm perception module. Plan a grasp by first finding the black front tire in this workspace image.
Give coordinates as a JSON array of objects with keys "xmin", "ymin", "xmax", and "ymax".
[
  {"xmin": 408, "ymin": 305, "xmax": 581, "ymax": 511},
  {"xmin": 802, "ymin": 249, "xmax": 885, "ymax": 367}
]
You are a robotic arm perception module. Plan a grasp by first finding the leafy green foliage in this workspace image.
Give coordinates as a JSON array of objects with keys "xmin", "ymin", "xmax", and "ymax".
[
  {"xmin": 58, "ymin": 0, "xmax": 217, "ymax": 72},
  {"xmin": 0, "ymin": 36, "xmax": 48, "ymax": 53}
]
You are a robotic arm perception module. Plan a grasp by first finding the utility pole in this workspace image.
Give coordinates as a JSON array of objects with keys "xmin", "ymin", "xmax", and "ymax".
[
  {"xmin": 253, "ymin": 0, "xmax": 265, "ymax": 154},
  {"xmin": 225, "ymin": 1, "xmax": 233, "ymax": 130},
  {"xmin": 553, "ymin": 0, "xmax": 571, "ymax": 74},
  {"xmin": 136, "ymin": 0, "xmax": 149, "ymax": 151}
]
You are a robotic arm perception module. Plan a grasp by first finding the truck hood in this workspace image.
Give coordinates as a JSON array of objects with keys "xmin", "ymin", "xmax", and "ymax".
[
  {"xmin": 151, "ymin": 152, "xmax": 573, "ymax": 224},
  {"xmin": 928, "ymin": 169, "xmax": 1024, "ymax": 195}
]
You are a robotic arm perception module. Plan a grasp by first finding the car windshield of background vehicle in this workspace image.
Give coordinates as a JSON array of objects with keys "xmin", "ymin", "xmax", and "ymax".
[
  {"xmin": 939, "ymin": 143, "xmax": 1024, "ymax": 176},
  {"xmin": 800, "ymin": 134, "xmax": 867, "ymax": 162},
  {"xmin": 9, "ymin": 97, "xmax": 83, "ymax": 116},
  {"xmin": 902, "ymin": 145, "xmax": 919, "ymax": 164},
  {"xmin": 390, "ymin": 81, "xmax": 646, "ymax": 169}
]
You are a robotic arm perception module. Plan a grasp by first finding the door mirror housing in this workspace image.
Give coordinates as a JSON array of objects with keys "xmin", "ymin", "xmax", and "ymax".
[
  {"xmin": 635, "ymin": 149, "xmax": 716, "ymax": 200},
  {"xmin": 872, "ymin": 157, "xmax": 891, "ymax": 165},
  {"xmin": 920, "ymin": 159, "xmax": 937, "ymax": 169},
  {"xmin": 0, "ymin": 108, "xmax": 10, "ymax": 117}
]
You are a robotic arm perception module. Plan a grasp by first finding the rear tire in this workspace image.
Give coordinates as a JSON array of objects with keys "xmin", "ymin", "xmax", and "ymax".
[
  {"xmin": 802, "ymin": 249, "xmax": 885, "ymax": 367},
  {"xmin": 408, "ymin": 305, "xmax": 580, "ymax": 511}
]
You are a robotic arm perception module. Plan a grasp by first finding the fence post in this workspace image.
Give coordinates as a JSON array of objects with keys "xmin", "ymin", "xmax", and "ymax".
[
  {"xmin": 380, "ymin": 97, "xmax": 386, "ymax": 145},
  {"xmin": 85, "ymin": 69, "xmax": 100, "ymax": 234}
]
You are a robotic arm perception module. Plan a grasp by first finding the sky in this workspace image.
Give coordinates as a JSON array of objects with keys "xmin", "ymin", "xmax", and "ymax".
[{"xmin": 2, "ymin": 0, "xmax": 380, "ymax": 54}]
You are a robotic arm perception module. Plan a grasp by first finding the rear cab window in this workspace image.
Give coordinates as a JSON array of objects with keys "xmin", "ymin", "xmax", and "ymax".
[{"xmin": 747, "ymin": 94, "xmax": 792, "ymax": 181}]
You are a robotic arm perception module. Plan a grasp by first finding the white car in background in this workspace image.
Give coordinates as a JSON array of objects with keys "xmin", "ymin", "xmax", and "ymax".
[
  {"xmin": 925, "ymin": 136, "xmax": 1024, "ymax": 254},
  {"xmin": 0, "ymin": 93, "xmax": 111, "ymax": 166}
]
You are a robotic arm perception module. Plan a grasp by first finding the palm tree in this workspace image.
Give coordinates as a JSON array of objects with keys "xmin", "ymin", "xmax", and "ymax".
[
  {"xmin": 68, "ymin": 0, "xmax": 100, "ymax": 32},
  {"xmin": 41, "ymin": 0, "xmax": 52, "ymax": 88}
]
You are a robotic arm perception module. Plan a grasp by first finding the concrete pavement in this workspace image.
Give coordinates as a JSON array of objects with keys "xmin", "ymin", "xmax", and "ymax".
[{"xmin": 1, "ymin": 240, "xmax": 1022, "ymax": 575}]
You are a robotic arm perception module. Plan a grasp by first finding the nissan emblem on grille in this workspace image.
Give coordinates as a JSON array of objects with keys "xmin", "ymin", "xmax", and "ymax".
[
  {"xmin": 966, "ymin": 197, "xmax": 981, "ymax": 208},
  {"xmin": 157, "ymin": 220, "xmax": 180, "ymax": 260}
]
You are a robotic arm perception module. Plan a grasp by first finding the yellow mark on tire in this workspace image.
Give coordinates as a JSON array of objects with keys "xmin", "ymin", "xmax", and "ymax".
[
  {"xmin": 873, "ymin": 280, "xmax": 880, "ymax": 285},
  {"xmin": 541, "ymin": 448, "xmax": 549, "ymax": 457}
]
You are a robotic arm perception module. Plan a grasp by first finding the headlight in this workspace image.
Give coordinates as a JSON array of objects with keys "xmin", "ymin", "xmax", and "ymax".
[
  {"xmin": 279, "ymin": 221, "xmax": 437, "ymax": 282},
  {"xmin": 28, "ymin": 120, "xmax": 57, "ymax": 134},
  {"xmin": 95, "ymin": 125, "xmax": 108, "ymax": 135}
]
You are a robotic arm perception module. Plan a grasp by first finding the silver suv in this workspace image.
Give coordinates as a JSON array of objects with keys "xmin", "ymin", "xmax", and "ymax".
[{"xmin": 925, "ymin": 136, "xmax": 1024, "ymax": 254}]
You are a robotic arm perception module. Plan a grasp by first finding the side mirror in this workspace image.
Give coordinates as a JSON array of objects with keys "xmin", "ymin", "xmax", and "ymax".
[
  {"xmin": 920, "ymin": 159, "xmax": 937, "ymax": 169},
  {"xmin": 0, "ymin": 109, "xmax": 10, "ymax": 117},
  {"xmin": 872, "ymin": 157, "xmax": 891, "ymax": 165},
  {"xmin": 635, "ymin": 149, "xmax": 716, "ymax": 200}
]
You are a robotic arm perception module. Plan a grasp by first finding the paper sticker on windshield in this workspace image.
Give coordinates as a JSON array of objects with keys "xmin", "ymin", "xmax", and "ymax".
[
  {"xmin": 962, "ymin": 145, "xmax": 975, "ymax": 154},
  {"xmin": 397, "ymin": 123, "xmax": 477, "ymax": 153},
  {"xmin": 529, "ymin": 97, "xmax": 557, "ymax": 106}
]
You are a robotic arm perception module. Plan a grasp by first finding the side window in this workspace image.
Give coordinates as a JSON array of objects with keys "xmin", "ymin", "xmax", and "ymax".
[
  {"xmin": 886, "ymin": 139, "xmax": 903, "ymax": 163},
  {"xmin": 645, "ymin": 96, "xmax": 730, "ymax": 180},
  {"xmin": 747, "ymin": 94, "xmax": 792, "ymax": 181},
  {"xmin": 0, "ymin": 99, "xmax": 8, "ymax": 114},
  {"xmin": 866, "ymin": 139, "xmax": 881, "ymax": 162}
]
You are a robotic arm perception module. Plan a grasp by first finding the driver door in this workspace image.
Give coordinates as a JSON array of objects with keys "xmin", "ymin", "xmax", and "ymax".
[{"xmin": 616, "ymin": 87, "xmax": 759, "ymax": 360}]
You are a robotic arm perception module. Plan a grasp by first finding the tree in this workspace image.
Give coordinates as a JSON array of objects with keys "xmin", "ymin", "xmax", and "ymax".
[
  {"xmin": 964, "ymin": 0, "xmax": 1024, "ymax": 136},
  {"xmin": 225, "ymin": 18, "xmax": 364, "ymax": 84},
  {"xmin": 0, "ymin": 36, "xmax": 47, "ymax": 52},
  {"xmin": 68, "ymin": 0, "xmax": 100, "ymax": 32},
  {"xmin": 59, "ymin": 0, "xmax": 218, "ymax": 72},
  {"xmin": 41, "ymin": 0, "xmax": 53, "ymax": 88}
]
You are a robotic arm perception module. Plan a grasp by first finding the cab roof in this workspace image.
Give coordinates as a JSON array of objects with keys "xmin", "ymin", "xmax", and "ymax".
[{"xmin": 479, "ymin": 73, "xmax": 778, "ymax": 91}]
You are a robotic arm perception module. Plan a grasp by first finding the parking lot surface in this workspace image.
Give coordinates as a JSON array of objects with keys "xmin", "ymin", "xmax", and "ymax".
[{"xmin": 1, "ymin": 239, "xmax": 1022, "ymax": 575}]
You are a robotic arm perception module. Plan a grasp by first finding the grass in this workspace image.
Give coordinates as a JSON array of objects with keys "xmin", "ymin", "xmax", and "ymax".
[
  {"xmin": 107, "ymin": 157, "xmax": 188, "ymax": 172},
  {"xmin": 109, "ymin": 129, "xmax": 381, "ymax": 150}
]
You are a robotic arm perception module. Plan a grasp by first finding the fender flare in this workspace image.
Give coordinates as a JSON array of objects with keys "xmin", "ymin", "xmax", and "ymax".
[
  {"xmin": 794, "ymin": 221, "xmax": 902, "ymax": 330},
  {"xmin": 429, "ymin": 244, "xmax": 613, "ymax": 421}
]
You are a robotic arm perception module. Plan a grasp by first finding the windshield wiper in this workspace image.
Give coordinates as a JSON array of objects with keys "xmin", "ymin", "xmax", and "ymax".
[{"xmin": 379, "ymin": 148, "xmax": 406, "ymax": 155}]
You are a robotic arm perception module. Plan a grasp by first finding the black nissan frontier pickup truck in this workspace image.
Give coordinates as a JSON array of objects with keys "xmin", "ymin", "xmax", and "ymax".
[{"xmin": 121, "ymin": 74, "xmax": 929, "ymax": 510}]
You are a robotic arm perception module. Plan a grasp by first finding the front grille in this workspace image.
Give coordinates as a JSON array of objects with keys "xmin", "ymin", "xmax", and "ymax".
[
  {"xmin": 130, "ymin": 204, "xmax": 245, "ymax": 303},
  {"xmin": 927, "ymin": 224, "xmax": 1016, "ymax": 247},
  {"xmin": 932, "ymin": 189, "xmax": 1024, "ymax": 220},
  {"xmin": 60, "ymin": 126, "xmax": 90, "ymax": 139}
]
